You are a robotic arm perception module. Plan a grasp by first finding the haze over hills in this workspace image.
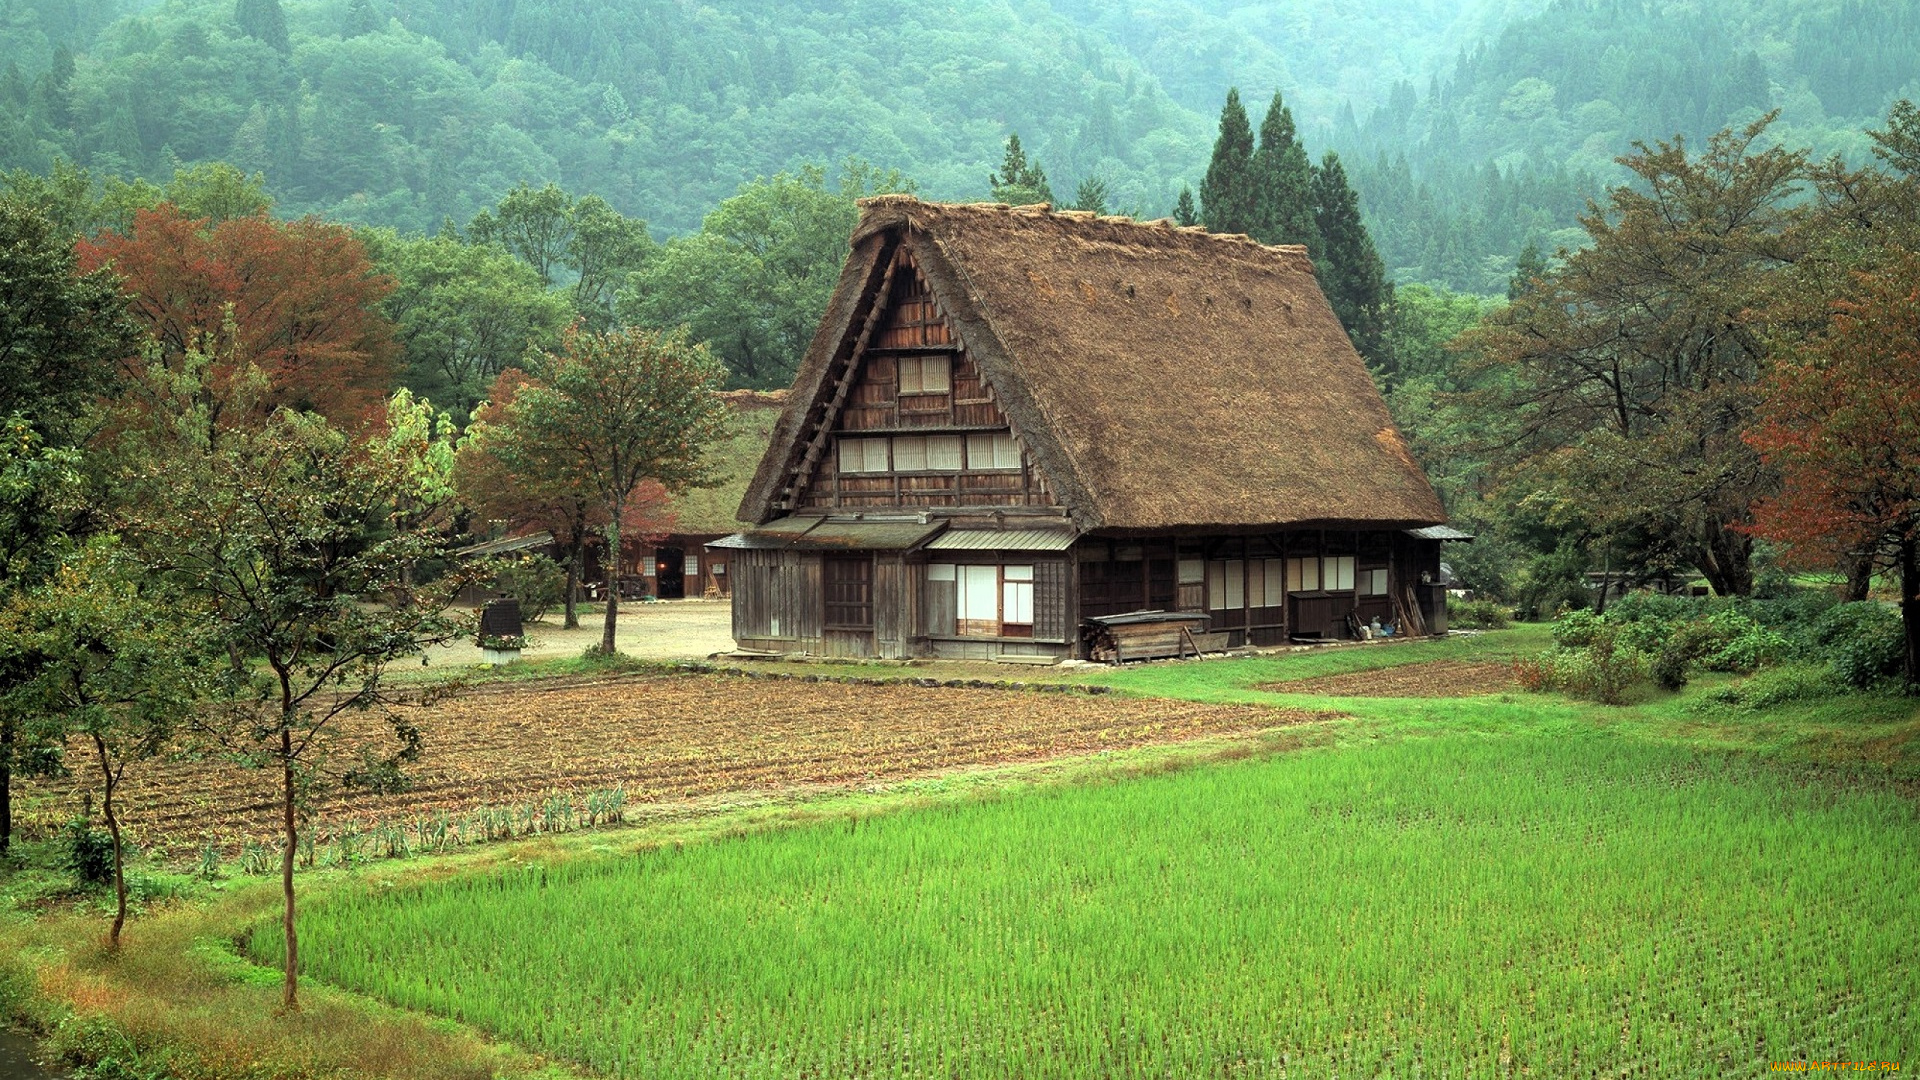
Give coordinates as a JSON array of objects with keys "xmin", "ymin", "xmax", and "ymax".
[{"xmin": 3, "ymin": 0, "xmax": 1915, "ymax": 289}]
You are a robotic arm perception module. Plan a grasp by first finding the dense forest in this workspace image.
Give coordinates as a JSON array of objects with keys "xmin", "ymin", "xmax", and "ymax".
[{"xmin": 4, "ymin": 0, "xmax": 1918, "ymax": 289}]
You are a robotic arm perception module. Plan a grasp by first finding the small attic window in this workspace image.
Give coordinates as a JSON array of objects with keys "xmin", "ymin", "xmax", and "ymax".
[
  {"xmin": 899, "ymin": 354, "xmax": 951, "ymax": 394},
  {"xmin": 966, "ymin": 433, "xmax": 1020, "ymax": 470},
  {"xmin": 839, "ymin": 437, "xmax": 889, "ymax": 474}
]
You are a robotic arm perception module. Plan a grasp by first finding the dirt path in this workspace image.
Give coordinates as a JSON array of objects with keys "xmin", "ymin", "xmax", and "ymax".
[
  {"xmin": 424, "ymin": 599, "xmax": 736, "ymax": 666},
  {"xmin": 25, "ymin": 676, "xmax": 1331, "ymax": 849},
  {"xmin": 1260, "ymin": 660, "xmax": 1517, "ymax": 698}
]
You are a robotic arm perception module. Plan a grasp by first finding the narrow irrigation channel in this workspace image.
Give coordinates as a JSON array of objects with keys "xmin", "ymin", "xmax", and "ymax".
[{"xmin": 0, "ymin": 1031, "xmax": 65, "ymax": 1080}]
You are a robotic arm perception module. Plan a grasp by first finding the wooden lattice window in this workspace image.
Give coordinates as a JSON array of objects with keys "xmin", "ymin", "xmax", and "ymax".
[{"xmin": 823, "ymin": 557, "xmax": 873, "ymax": 629}]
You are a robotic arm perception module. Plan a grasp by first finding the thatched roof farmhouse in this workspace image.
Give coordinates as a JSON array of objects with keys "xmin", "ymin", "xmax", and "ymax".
[{"xmin": 716, "ymin": 196, "xmax": 1456, "ymax": 660}]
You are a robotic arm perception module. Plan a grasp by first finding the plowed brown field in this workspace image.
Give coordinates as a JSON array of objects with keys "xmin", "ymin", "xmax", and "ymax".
[
  {"xmin": 25, "ymin": 675, "xmax": 1327, "ymax": 849},
  {"xmin": 1259, "ymin": 660, "xmax": 1517, "ymax": 698}
]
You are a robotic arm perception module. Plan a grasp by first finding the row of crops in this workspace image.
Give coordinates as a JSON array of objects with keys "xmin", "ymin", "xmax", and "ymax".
[
  {"xmin": 255, "ymin": 735, "xmax": 1918, "ymax": 1076},
  {"xmin": 206, "ymin": 788, "xmax": 632, "ymax": 877}
]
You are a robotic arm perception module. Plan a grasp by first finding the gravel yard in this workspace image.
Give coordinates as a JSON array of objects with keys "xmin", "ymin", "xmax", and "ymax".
[{"xmin": 424, "ymin": 599, "xmax": 737, "ymax": 665}]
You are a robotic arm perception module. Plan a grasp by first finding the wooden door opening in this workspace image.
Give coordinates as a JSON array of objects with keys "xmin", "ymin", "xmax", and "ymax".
[
  {"xmin": 823, "ymin": 555, "xmax": 875, "ymax": 656},
  {"xmin": 655, "ymin": 547, "xmax": 685, "ymax": 599}
]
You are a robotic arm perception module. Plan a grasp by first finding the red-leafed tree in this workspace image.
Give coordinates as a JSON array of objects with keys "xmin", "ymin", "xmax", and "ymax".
[
  {"xmin": 458, "ymin": 368, "xmax": 675, "ymax": 630},
  {"xmin": 77, "ymin": 204, "xmax": 399, "ymax": 425},
  {"xmin": 1747, "ymin": 251, "xmax": 1920, "ymax": 688}
]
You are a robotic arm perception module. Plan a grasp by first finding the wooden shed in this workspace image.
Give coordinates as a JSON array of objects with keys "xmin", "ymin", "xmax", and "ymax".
[{"xmin": 715, "ymin": 197, "xmax": 1455, "ymax": 660}]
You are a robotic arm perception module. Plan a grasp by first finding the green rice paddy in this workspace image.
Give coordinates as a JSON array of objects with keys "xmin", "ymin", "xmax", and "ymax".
[{"xmin": 256, "ymin": 733, "xmax": 1918, "ymax": 1077}]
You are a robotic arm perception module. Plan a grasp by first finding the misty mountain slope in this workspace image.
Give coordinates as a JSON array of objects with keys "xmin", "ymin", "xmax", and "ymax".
[{"xmin": 2, "ymin": 0, "xmax": 1915, "ymax": 292}]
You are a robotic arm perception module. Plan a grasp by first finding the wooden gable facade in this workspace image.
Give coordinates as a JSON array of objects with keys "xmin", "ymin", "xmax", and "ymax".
[
  {"xmin": 793, "ymin": 248, "xmax": 1058, "ymax": 514},
  {"xmin": 716, "ymin": 198, "xmax": 1457, "ymax": 661}
]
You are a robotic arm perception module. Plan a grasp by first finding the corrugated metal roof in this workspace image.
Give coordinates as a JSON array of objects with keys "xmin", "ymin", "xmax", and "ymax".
[
  {"xmin": 1406, "ymin": 525, "xmax": 1475, "ymax": 542},
  {"xmin": 454, "ymin": 531, "xmax": 554, "ymax": 558},
  {"xmin": 706, "ymin": 517, "xmax": 942, "ymax": 552},
  {"xmin": 793, "ymin": 520, "xmax": 943, "ymax": 551},
  {"xmin": 926, "ymin": 528, "xmax": 1077, "ymax": 551},
  {"xmin": 1086, "ymin": 610, "xmax": 1211, "ymax": 626},
  {"xmin": 708, "ymin": 532, "xmax": 783, "ymax": 550}
]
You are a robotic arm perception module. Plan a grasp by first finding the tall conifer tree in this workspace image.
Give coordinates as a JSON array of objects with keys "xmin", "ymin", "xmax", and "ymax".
[
  {"xmin": 1172, "ymin": 185, "xmax": 1197, "ymax": 226},
  {"xmin": 989, "ymin": 134, "xmax": 1053, "ymax": 206},
  {"xmin": 1311, "ymin": 151, "xmax": 1390, "ymax": 361},
  {"xmin": 1199, "ymin": 89, "xmax": 1255, "ymax": 235},
  {"xmin": 1250, "ymin": 91, "xmax": 1320, "ymax": 251},
  {"xmin": 235, "ymin": 0, "xmax": 290, "ymax": 53}
]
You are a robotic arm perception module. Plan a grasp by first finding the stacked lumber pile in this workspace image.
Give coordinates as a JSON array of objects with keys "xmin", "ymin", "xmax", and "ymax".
[{"xmin": 1082, "ymin": 611, "xmax": 1216, "ymax": 663}]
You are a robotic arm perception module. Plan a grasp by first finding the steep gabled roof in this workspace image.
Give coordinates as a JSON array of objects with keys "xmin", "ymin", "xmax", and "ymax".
[
  {"xmin": 667, "ymin": 389, "xmax": 786, "ymax": 535},
  {"xmin": 740, "ymin": 196, "xmax": 1446, "ymax": 532}
]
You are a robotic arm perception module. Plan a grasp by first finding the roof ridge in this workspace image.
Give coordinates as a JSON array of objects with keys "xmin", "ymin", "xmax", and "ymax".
[{"xmin": 855, "ymin": 194, "xmax": 1314, "ymax": 260}]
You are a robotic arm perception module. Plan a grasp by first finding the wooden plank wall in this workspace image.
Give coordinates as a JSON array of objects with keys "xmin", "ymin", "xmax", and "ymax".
[
  {"xmin": 874, "ymin": 555, "xmax": 906, "ymax": 659},
  {"xmin": 731, "ymin": 549, "xmax": 823, "ymax": 647}
]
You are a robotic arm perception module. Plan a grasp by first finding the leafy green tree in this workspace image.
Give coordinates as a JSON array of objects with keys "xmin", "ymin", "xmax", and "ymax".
[
  {"xmin": 0, "ymin": 419, "xmax": 84, "ymax": 858},
  {"xmin": 458, "ymin": 369, "xmax": 677, "ymax": 631},
  {"xmin": 5, "ymin": 160, "xmax": 269, "ymax": 240},
  {"xmin": 989, "ymin": 134, "xmax": 1054, "ymax": 206},
  {"xmin": 0, "ymin": 540, "xmax": 207, "ymax": 946},
  {"xmin": 1312, "ymin": 151, "xmax": 1391, "ymax": 360},
  {"xmin": 1378, "ymin": 283, "xmax": 1495, "ymax": 387},
  {"xmin": 1509, "ymin": 242, "xmax": 1548, "ymax": 301},
  {"xmin": 503, "ymin": 327, "xmax": 728, "ymax": 653},
  {"xmin": 0, "ymin": 196, "xmax": 140, "ymax": 435},
  {"xmin": 469, "ymin": 184, "xmax": 654, "ymax": 328},
  {"xmin": 112, "ymin": 357, "xmax": 473, "ymax": 1010},
  {"xmin": 345, "ymin": 0, "xmax": 382, "ymax": 36},
  {"xmin": 1200, "ymin": 88, "xmax": 1257, "ymax": 235},
  {"xmin": 458, "ymin": 370, "xmax": 598, "ymax": 630},
  {"xmin": 623, "ymin": 163, "xmax": 911, "ymax": 389},
  {"xmin": 0, "ymin": 197, "xmax": 140, "ymax": 855},
  {"xmin": 365, "ymin": 230, "xmax": 571, "ymax": 420},
  {"xmin": 3, "ymin": 160, "xmax": 142, "ymax": 239},
  {"xmin": 163, "ymin": 161, "xmax": 272, "ymax": 225},
  {"xmin": 1462, "ymin": 116, "xmax": 1812, "ymax": 597},
  {"xmin": 469, "ymin": 182, "xmax": 575, "ymax": 288},
  {"xmin": 1249, "ymin": 91, "xmax": 1319, "ymax": 250},
  {"xmin": 565, "ymin": 194, "xmax": 656, "ymax": 330}
]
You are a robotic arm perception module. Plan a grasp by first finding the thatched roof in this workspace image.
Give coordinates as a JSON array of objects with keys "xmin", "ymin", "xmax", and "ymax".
[
  {"xmin": 742, "ymin": 197, "xmax": 1446, "ymax": 532},
  {"xmin": 669, "ymin": 390, "xmax": 785, "ymax": 536}
]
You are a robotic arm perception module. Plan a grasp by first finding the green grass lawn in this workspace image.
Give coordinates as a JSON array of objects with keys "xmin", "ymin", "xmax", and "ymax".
[{"xmin": 256, "ymin": 728, "xmax": 1919, "ymax": 1077}]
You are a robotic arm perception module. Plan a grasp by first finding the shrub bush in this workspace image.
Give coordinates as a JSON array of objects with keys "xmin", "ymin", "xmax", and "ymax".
[
  {"xmin": 63, "ymin": 813, "xmax": 115, "ymax": 885},
  {"xmin": 1696, "ymin": 609, "xmax": 1789, "ymax": 673},
  {"xmin": 1811, "ymin": 602, "xmax": 1905, "ymax": 689},
  {"xmin": 1702, "ymin": 664, "xmax": 1837, "ymax": 711},
  {"xmin": 1649, "ymin": 644, "xmax": 1691, "ymax": 691},
  {"xmin": 1522, "ymin": 621, "xmax": 1649, "ymax": 704},
  {"xmin": 1550, "ymin": 608, "xmax": 1605, "ymax": 649},
  {"xmin": 1529, "ymin": 590, "xmax": 1900, "ymax": 702},
  {"xmin": 1606, "ymin": 591, "xmax": 1700, "ymax": 626},
  {"xmin": 1447, "ymin": 597, "xmax": 1510, "ymax": 630}
]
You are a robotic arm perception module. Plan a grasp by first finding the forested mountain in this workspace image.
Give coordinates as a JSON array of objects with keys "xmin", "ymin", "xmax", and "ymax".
[
  {"xmin": 1337, "ymin": 0, "xmax": 1920, "ymax": 288},
  {"xmin": 0, "ymin": 0, "xmax": 1216, "ymax": 235},
  {"xmin": 3, "ymin": 0, "xmax": 1917, "ymax": 290}
]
